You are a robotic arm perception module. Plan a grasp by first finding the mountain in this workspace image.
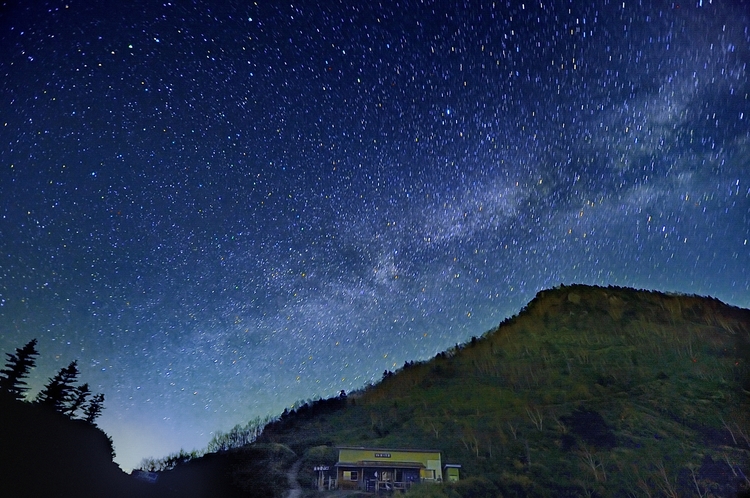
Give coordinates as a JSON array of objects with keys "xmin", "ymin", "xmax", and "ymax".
[
  {"xmin": 252, "ymin": 284, "xmax": 750, "ymax": 497},
  {"xmin": 13, "ymin": 284, "xmax": 746, "ymax": 497}
]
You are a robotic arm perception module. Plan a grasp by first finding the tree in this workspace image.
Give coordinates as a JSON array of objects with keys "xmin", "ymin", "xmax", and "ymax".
[
  {"xmin": 65, "ymin": 383, "xmax": 91, "ymax": 418},
  {"xmin": 206, "ymin": 416, "xmax": 271, "ymax": 452},
  {"xmin": 137, "ymin": 449, "xmax": 201, "ymax": 472},
  {"xmin": 84, "ymin": 393, "xmax": 105, "ymax": 423},
  {"xmin": 0, "ymin": 339, "xmax": 39, "ymax": 401},
  {"xmin": 35, "ymin": 361, "xmax": 79, "ymax": 413}
]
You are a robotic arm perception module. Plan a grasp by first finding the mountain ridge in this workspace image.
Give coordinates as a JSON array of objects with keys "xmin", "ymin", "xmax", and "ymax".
[
  {"xmin": 3, "ymin": 284, "xmax": 749, "ymax": 497},
  {"xmin": 255, "ymin": 284, "xmax": 750, "ymax": 497}
]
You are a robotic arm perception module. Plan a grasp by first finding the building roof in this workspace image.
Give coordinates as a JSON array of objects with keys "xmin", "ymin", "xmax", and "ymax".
[
  {"xmin": 336, "ymin": 461, "xmax": 427, "ymax": 469},
  {"xmin": 336, "ymin": 446, "xmax": 441, "ymax": 454}
]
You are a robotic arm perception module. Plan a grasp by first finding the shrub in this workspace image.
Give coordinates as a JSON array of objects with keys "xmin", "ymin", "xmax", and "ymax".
[{"xmin": 449, "ymin": 476, "xmax": 500, "ymax": 498}]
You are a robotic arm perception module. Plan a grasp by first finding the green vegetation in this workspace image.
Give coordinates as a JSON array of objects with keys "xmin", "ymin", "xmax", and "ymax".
[
  {"xmin": 135, "ymin": 414, "xmax": 274, "ymax": 473},
  {"xmin": 6, "ymin": 285, "xmax": 747, "ymax": 497},
  {"xmin": 255, "ymin": 285, "xmax": 750, "ymax": 497},
  {"xmin": 206, "ymin": 415, "xmax": 275, "ymax": 453}
]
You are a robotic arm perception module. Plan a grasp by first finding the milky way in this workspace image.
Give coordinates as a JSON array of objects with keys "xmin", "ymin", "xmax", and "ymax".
[{"xmin": 1, "ymin": 0, "xmax": 748, "ymax": 470}]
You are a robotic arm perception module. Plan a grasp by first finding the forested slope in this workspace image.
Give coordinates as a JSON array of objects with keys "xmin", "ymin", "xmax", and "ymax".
[{"xmin": 258, "ymin": 285, "xmax": 750, "ymax": 497}]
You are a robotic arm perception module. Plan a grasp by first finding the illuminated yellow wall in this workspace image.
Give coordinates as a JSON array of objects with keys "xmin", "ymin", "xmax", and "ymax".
[
  {"xmin": 337, "ymin": 447, "xmax": 442, "ymax": 476},
  {"xmin": 444, "ymin": 466, "xmax": 460, "ymax": 482}
]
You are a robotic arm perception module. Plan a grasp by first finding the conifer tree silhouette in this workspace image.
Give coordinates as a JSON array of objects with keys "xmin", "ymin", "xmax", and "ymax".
[
  {"xmin": 0, "ymin": 338, "xmax": 39, "ymax": 401},
  {"xmin": 66, "ymin": 383, "xmax": 91, "ymax": 418},
  {"xmin": 35, "ymin": 360, "xmax": 79, "ymax": 413},
  {"xmin": 84, "ymin": 393, "xmax": 105, "ymax": 423}
]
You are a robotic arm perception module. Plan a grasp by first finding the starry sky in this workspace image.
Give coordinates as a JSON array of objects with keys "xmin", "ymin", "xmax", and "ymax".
[{"xmin": 1, "ymin": 0, "xmax": 749, "ymax": 471}]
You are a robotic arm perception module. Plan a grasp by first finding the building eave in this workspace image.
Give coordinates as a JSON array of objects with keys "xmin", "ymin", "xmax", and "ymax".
[
  {"xmin": 336, "ymin": 446, "xmax": 442, "ymax": 454},
  {"xmin": 336, "ymin": 461, "xmax": 427, "ymax": 469}
]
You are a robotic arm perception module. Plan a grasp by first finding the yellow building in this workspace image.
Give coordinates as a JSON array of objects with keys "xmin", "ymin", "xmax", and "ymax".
[
  {"xmin": 335, "ymin": 446, "xmax": 458, "ymax": 491},
  {"xmin": 443, "ymin": 464, "xmax": 461, "ymax": 482}
]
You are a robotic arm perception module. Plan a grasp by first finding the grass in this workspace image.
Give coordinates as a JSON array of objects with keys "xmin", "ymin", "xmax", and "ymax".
[{"xmin": 204, "ymin": 285, "xmax": 750, "ymax": 496}]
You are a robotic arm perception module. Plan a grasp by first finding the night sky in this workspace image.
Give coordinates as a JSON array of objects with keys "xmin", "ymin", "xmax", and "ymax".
[{"xmin": 1, "ymin": 0, "xmax": 748, "ymax": 471}]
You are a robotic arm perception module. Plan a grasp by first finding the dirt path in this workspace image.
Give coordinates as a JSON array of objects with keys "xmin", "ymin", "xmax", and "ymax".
[{"xmin": 285, "ymin": 458, "xmax": 303, "ymax": 498}]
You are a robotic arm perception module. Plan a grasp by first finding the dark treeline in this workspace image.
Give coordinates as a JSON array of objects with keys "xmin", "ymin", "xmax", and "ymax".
[
  {"xmin": 0, "ymin": 339, "xmax": 105, "ymax": 423},
  {"xmin": 0, "ymin": 339, "xmax": 167, "ymax": 497}
]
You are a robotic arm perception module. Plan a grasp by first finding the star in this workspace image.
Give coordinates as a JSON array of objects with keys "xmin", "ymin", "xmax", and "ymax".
[{"xmin": 0, "ymin": 0, "xmax": 748, "ymax": 471}]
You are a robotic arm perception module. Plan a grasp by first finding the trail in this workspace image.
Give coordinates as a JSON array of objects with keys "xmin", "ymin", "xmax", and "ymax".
[{"xmin": 285, "ymin": 458, "xmax": 303, "ymax": 498}]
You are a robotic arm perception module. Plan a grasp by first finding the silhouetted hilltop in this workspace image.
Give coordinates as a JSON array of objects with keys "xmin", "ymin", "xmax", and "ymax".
[
  {"xmin": 23, "ymin": 285, "xmax": 746, "ymax": 497},
  {"xmin": 145, "ymin": 443, "xmax": 297, "ymax": 498},
  {"xmin": 0, "ymin": 394, "xmax": 163, "ymax": 498}
]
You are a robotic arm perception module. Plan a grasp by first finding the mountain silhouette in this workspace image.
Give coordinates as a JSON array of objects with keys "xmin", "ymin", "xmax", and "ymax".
[
  {"xmin": 3, "ymin": 285, "xmax": 748, "ymax": 497},
  {"xmin": 0, "ymin": 393, "xmax": 165, "ymax": 497}
]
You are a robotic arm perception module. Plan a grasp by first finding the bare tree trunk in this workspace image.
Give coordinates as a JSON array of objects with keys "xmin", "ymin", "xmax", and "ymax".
[{"xmin": 526, "ymin": 406, "xmax": 544, "ymax": 430}]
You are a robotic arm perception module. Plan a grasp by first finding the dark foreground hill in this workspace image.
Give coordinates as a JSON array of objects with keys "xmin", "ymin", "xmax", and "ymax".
[
  {"xmin": 0, "ymin": 394, "xmax": 165, "ymax": 498},
  {"xmin": 0, "ymin": 389, "xmax": 296, "ymax": 498}
]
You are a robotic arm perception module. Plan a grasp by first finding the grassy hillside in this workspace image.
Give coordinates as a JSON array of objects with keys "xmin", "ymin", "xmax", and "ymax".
[{"xmin": 257, "ymin": 285, "xmax": 750, "ymax": 497}]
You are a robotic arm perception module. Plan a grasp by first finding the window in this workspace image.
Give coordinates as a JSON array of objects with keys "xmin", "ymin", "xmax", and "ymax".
[{"xmin": 343, "ymin": 471, "xmax": 358, "ymax": 481}]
